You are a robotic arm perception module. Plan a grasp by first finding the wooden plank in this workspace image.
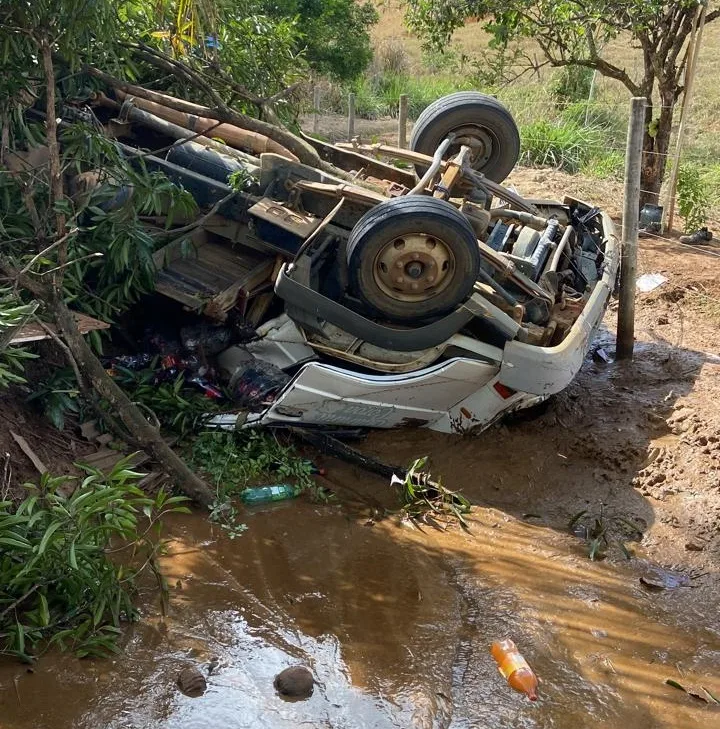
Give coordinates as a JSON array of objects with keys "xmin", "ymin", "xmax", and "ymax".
[
  {"xmin": 10, "ymin": 431, "xmax": 47, "ymax": 474},
  {"xmin": 10, "ymin": 312, "xmax": 110, "ymax": 345}
]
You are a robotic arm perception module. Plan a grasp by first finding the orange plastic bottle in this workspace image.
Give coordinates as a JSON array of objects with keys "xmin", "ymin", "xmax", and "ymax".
[{"xmin": 490, "ymin": 639, "xmax": 538, "ymax": 701}]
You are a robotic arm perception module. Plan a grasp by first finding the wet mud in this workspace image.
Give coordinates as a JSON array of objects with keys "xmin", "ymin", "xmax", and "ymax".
[{"xmin": 1, "ymin": 479, "xmax": 718, "ymax": 728}]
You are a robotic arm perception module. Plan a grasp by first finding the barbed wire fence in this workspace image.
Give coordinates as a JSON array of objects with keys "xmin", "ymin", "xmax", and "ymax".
[{"xmin": 297, "ymin": 86, "xmax": 720, "ymax": 236}]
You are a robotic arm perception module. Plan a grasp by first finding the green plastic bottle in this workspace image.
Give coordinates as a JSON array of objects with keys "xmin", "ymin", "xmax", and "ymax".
[{"xmin": 240, "ymin": 484, "xmax": 298, "ymax": 505}]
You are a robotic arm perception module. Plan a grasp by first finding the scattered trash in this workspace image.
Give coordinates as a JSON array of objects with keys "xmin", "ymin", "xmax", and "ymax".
[
  {"xmin": 274, "ymin": 665, "xmax": 314, "ymax": 700},
  {"xmin": 181, "ymin": 322, "xmax": 238, "ymax": 356},
  {"xmin": 636, "ymin": 273, "xmax": 668, "ymax": 293},
  {"xmin": 490, "ymin": 639, "xmax": 538, "ymax": 701},
  {"xmin": 640, "ymin": 566, "xmax": 690, "ymax": 590},
  {"xmin": 593, "ymin": 347, "xmax": 613, "ymax": 364},
  {"xmin": 105, "ymin": 353, "xmax": 155, "ymax": 371},
  {"xmin": 639, "ymin": 204, "xmax": 663, "ymax": 230},
  {"xmin": 665, "ymin": 678, "xmax": 720, "ymax": 704},
  {"xmin": 228, "ymin": 360, "xmax": 289, "ymax": 407},
  {"xmin": 240, "ymin": 483, "xmax": 298, "ymax": 505},
  {"xmin": 638, "ymin": 221, "xmax": 660, "ymax": 238},
  {"xmin": 177, "ymin": 665, "xmax": 207, "ymax": 697},
  {"xmin": 591, "ymin": 628, "xmax": 608, "ymax": 639}
]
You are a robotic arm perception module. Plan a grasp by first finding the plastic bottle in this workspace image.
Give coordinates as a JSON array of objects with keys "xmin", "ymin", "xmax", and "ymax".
[
  {"xmin": 490, "ymin": 639, "xmax": 538, "ymax": 701},
  {"xmin": 240, "ymin": 484, "xmax": 298, "ymax": 505}
]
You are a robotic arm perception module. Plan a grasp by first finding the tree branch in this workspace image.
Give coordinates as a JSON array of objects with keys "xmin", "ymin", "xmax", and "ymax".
[
  {"xmin": 20, "ymin": 227, "xmax": 79, "ymax": 275},
  {"xmin": 84, "ymin": 64, "xmax": 321, "ymax": 167},
  {"xmin": 39, "ymin": 37, "xmax": 66, "ymax": 249}
]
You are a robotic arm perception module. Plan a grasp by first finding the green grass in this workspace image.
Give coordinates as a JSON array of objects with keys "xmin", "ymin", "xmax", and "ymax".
[
  {"xmin": 519, "ymin": 119, "xmax": 606, "ymax": 174},
  {"xmin": 317, "ymin": 72, "xmax": 474, "ymax": 120}
]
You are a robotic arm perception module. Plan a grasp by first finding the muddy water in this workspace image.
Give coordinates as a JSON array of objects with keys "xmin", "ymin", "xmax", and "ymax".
[{"xmin": 1, "ymin": 479, "xmax": 718, "ymax": 729}]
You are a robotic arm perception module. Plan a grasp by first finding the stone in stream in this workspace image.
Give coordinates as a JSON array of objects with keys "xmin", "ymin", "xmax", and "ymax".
[
  {"xmin": 177, "ymin": 665, "xmax": 208, "ymax": 697},
  {"xmin": 274, "ymin": 666, "xmax": 314, "ymax": 700}
]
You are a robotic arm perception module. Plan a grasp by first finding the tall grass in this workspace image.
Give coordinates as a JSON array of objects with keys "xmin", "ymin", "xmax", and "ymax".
[{"xmin": 519, "ymin": 120, "xmax": 605, "ymax": 173}]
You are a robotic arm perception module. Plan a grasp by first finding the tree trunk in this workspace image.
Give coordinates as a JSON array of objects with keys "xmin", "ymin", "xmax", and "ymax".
[
  {"xmin": 49, "ymin": 294, "xmax": 214, "ymax": 507},
  {"xmin": 639, "ymin": 91, "xmax": 675, "ymax": 210}
]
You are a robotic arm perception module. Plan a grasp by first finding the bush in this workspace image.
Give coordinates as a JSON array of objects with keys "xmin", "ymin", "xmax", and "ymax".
[
  {"xmin": 0, "ymin": 458, "xmax": 188, "ymax": 661},
  {"xmin": 0, "ymin": 289, "xmax": 37, "ymax": 389},
  {"xmin": 561, "ymin": 101, "xmax": 626, "ymax": 144},
  {"xmin": 677, "ymin": 163, "xmax": 711, "ymax": 232},
  {"xmin": 551, "ymin": 66, "xmax": 595, "ymax": 106}
]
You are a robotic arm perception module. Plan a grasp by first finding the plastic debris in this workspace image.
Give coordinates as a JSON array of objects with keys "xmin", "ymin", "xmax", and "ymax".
[
  {"xmin": 636, "ymin": 273, "xmax": 668, "ymax": 293},
  {"xmin": 490, "ymin": 639, "xmax": 539, "ymax": 701},
  {"xmin": 240, "ymin": 484, "xmax": 298, "ymax": 505},
  {"xmin": 181, "ymin": 322, "xmax": 237, "ymax": 356},
  {"xmin": 229, "ymin": 360, "xmax": 289, "ymax": 407}
]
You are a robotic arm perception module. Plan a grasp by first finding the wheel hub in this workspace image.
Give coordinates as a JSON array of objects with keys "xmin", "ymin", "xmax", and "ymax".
[
  {"xmin": 374, "ymin": 233, "xmax": 455, "ymax": 302},
  {"xmin": 451, "ymin": 125, "xmax": 494, "ymax": 169}
]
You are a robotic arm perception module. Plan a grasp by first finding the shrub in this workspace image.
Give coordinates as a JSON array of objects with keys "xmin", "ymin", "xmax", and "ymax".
[
  {"xmin": 551, "ymin": 66, "xmax": 595, "ymax": 106},
  {"xmin": 677, "ymin": 163, "xmax": 711, "ymax": 233},
  {"xmin": 0, "ymin": 458, "xmax": 188, "ymax": 661}
]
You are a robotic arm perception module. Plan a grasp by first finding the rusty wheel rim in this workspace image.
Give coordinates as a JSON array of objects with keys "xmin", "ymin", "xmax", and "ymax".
[
  {"xmin": 448, "ymin": 124, "xmax": 494, "ymax": 169},
  {"xmin": 373, "ymin": 232, "xmax": 456, "ymax": 302}
]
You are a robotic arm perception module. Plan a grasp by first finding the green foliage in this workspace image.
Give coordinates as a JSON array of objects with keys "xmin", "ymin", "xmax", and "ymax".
[
  {"xmin": 263, "ymin": 0, "xmax": 379, "ymax": 81},
  {"xmin": 190, "ymin": 429, "xmax": 320, "ymax": 538},
  {"xmin": 677, "ymin": 163, "xmax": 711, "ymax": 233},
  {"xmin": 392, "ymin": 457, "xmax": 471, "ymax": 530},
  {"xmin": 582, "ymin": 150, "xmax": 625, "ymax": 181},
  {"xmin": 27, "ymin": 368, "xmax": 81, "ymax": 431},
  {"xmin": 551, "ymin": 66, "xmax": 594, "ymax": 106},
  {"xmin": 343, "ymin": 73, "xmax": 473, "ymax": 120},
  {"xmin": 112, "ymin": 365, "xmax": 221, "ymax": 435},
  {"xmin": 519, "ymin": 119, "xmax": 604, "ymax": 173},
  {"xmin": 560, "ymin": 101, "xmax": 625, "ymax": 144},
  {"xmin": 403, "ymin": 0, "xmax": 702, "ymax": 193},
  {"xmin": 0, "ymin": 123, "xmax": 197, "ymax": 330},
  {"xmin": 0, "ymin": 290, "xmax": 38, "ymax": 389},
  {"xmin": 568, "ymin": 504, "xmax": 644, "ymax": 561},
  {"xmin": 0, "ymin": 457, "xmax": 189, "ymax": 661},
  {"xmin": 190, "ymin": 430, "xmax": 314, "ymax": 494}
]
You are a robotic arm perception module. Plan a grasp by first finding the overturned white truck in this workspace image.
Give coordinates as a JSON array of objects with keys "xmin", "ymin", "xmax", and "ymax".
[{"xmin": 110, "ymin": 91, "xmax": 618, "ymax": 435}]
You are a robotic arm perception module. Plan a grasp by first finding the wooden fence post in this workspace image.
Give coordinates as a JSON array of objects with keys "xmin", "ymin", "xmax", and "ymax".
[
  {"xmin": 347, "ymin": 92, "xmax": 356, "ymax": 141},
  {"xmin": 616, "ymin": 97, "xmax": 647, "ymax": 361},
  {"xmin": 398, "ymin": 94, "xmax": 408, "ymax": 148}
]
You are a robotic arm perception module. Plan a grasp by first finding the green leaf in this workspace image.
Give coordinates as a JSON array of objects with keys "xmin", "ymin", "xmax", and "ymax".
[
  {"xmin": 0, "ymin": 536, "xmax": 33, "ymax": 550},
  {"xmin": 69, "ymin": 538, "xmax": 78, "ymax": 569},
  {"xmin": 37, "ymin": 521, "xmax": 63, "ymax": 556},
  {"xmin": 38, "ymin": 594, "xmax": 50, "ymax": 626}
]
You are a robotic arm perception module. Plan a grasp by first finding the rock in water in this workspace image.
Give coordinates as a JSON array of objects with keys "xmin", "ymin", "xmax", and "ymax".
[
  {"xmin": 177, "ymin": 666, "xmax": 207, "ymax": 697},
  {"xmin": 274, "ymin": 666, "xmax": 314, "ymax": 700}
]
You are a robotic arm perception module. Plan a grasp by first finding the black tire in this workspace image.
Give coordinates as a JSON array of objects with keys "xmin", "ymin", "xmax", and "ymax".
[
  {"xmin": 410, "ymin": 92, "xmax": 520, "ymax": 183},
  {"xmin": 347, "ymin": 196, "xmax": 480, "ymax": 324}
]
